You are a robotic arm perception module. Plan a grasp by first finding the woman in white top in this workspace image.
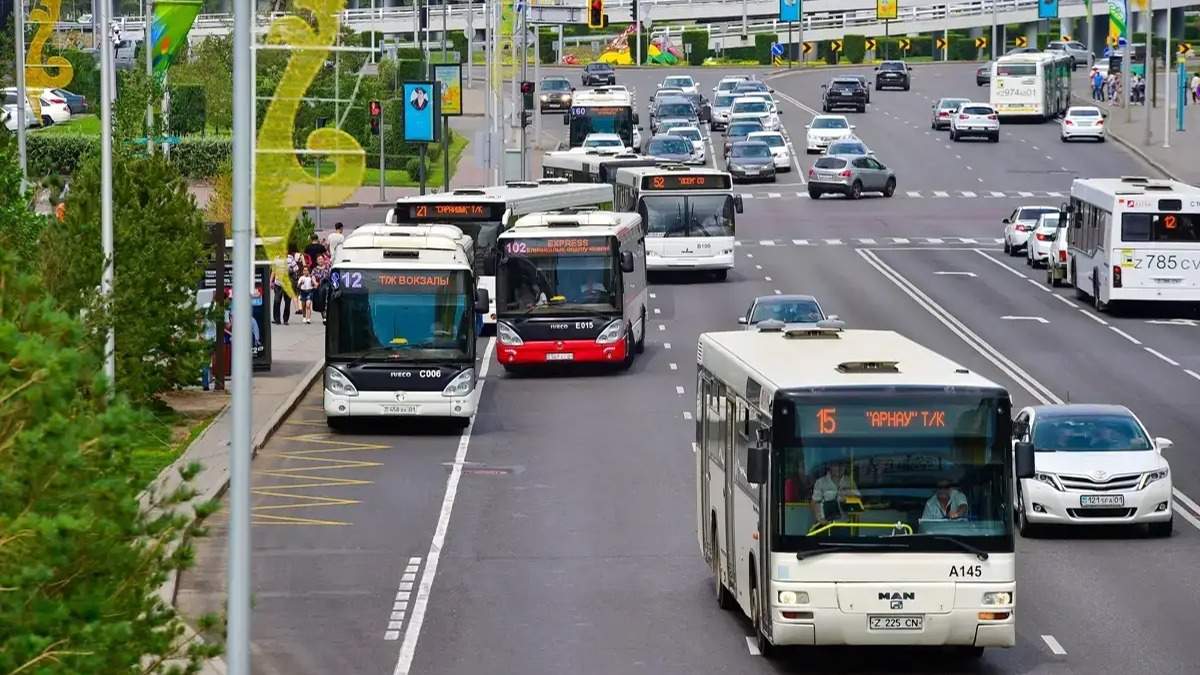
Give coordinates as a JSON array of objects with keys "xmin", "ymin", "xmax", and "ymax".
[{"xmin": 296, "ymin": 266, "xmax": 317, "ymax": 324}]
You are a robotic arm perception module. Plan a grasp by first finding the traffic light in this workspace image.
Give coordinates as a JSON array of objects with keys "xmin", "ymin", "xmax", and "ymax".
[
  {"xmin": 588, "ymin": 0, "xmax": 605, "ymax": 29},
  {"xmin": 521, "ymin": 111, "xmax": 533, "ymax": 128},
  {"xmin": 520, "ymin": 81, "xmax": 535, "ymax": 112},
  {"xmin": 369, "ymin": 99, "xmax": 381, "ymax": 136}
]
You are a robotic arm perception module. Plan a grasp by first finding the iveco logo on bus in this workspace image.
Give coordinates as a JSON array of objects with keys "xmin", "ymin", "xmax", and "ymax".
[
  {"xmin": 879, "ymin": 592, "xmax": 916, "ymax": 601},
  {"xmin": 389, "ymin": 371, "xmax": 414, "ymax": 378}
]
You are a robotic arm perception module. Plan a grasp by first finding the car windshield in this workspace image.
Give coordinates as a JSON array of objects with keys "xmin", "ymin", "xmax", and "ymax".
[
  {"xmin": 1032, "ymin": 414, "xmax": 1152, "ymax": 452},
  {"xmin": 1121, "ymin": 213, "xmax": 1200, "ymax": 242},
  {"xmin": 500, "ymin": 248, "xmax": 618, "ymax": 313},
  {"xmin": 648, "ymin": 138, "xmax": 693, "ymax": 155},
  {"xmin": 668, "ymin": 128, "xmax": 701, "ymax": 141},
  {"xmin": 326, "ymin": 269, "xmax": 472, "ymax": 361},
  {"xmin": 714, "ymin": 94, "xmax": 736, "ymax": 107},
  {"xmin": 996, "ymin": 63, "xmax": 1036, "ymax": 76},
  {"xmin": 588, "ymin": 64, "xmax": 612, "ymax": 72},
  {"xmin": 1037, "ymin": 214, "xmax": 1061, "ymax": 229},
  {"xmin": 585, "ymin": 137, "xmax": 623, "ymax": 148},
  {"xmin": 750, "ymin": 299, "xmax": 823, "ymax": 323},
  {"xmin": 732, "ymin": 144, "xmax": 770, "ymax": 159},
  {"xmin": 733, "ymin": 100, "xmax": 770, "ymax": 113},
  {"xmin": 939, "ymin": 99, "xmax": 968, "ymax": 109},
  {"xmin": 812, "ymin": 118, "xmax": 848, "ymax": 129},
  {"xmin": 751, "ymin": 134, "xmax": 785, "ymax": 148},
  {"xmin": 1069, "ymin": 108, "xmax": 1101, "ymax": 117},
  {"xmin": 827, "ymin": 142, "xmax": 868, "ymax": 155},
  {"xmin": 665, "ymin": 77, "xmax": 693, "ymax": 87},
  {"xmin": 736, "ymin": 83, "xmax": 768, "ymax": 93},
  {"xmin": 962, "ymin": 106, "xmax": 994, "ymax": 115},
  {"xmin": 543, "ymin": 80, "xmax": 570, "ymax": 91},
  {"xmin": 657, "ymin": 120, "xmax": 687, "ymax": 132},
  {"xmin": 657, "ymin": 103, "xmax": 693, "ymax": 117},
  {"xmin": 728, "ymin": 122, "xmax": 762, "ymax": 137},
  {"xmin": 1017, "ymin": 207, "xmax": 1056, "ymax": 222},
  {"xmin": 639, "ymin": 194, "xmax": 736, "ymax": 238},
  {"xmin": 814, "ymin": 157, "xmax": 847, "ymax": 169},
  {"xmin": 880, "ymin": 62, "xmax": 905, "ymax": 71},
  {"xmin": 832, "ymin": 80, "xmax": 859, "ymax": 87}
]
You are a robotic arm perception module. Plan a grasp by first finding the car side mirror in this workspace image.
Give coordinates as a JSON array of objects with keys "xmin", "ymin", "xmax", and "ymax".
[
  {"xmin": 1002, "ymin": 217, "xmax": 1011, "ymax": 224},
  {"xmin": 746, "ymin": 445, "xmax": 769, "ymax": 485},
  {"xmin": 850, "ymin": 125, "xmax": 856, "ymax": 129},
  {"xmin": 474, "ymin": 288, "xmax": 490, "ymax": 314},
  {"xmin": 805, "ymin": 124, "xmax": 811, "ymax": 129},
  {"xmin": 737, "ymin": 316, "xmax": 748, "ymax": 325},
  {"xmin": 734, "ymin": 194, "xmax": 744, "ymax": 214},
  {"xmin": 874, "ymin": 66, "xmax": 879, "ymax": 71},
  {"xmin": 1156, "ymin": 437, "xmax": 1174, "ymax": 452},
  {"xmin": 820, "ymin": 84, "xmax": 828, "ymax": 89},
  {"xmin": 1015, "ymin": 441, "xmax": 1035, "ymax": 480},
  {"xmin": 620, "ymin": 250, "xmax": 635, "ymax": 273}
]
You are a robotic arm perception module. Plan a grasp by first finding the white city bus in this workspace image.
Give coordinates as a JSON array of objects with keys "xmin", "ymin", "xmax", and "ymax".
[
  {"xmin": 323, "ymin": 227, "xmax": 489, "ymax": 429},
  {"xmin": 613, "ymin": 164, "xmax": 741, "ymax": 279},
  {"xmin": 990, "ymin": 52, "xmax": 1071, "ymax": 120},
  {"xmin": 568, "ymin": 88, "xmax": 638, "ymax": 149},
  {"xmin": 1067, "ymin": 176, "xmax": 1200, "ymax": 311},
  {"xmin": 541, "ymin": 150, "xmax": 662, "ymax": 185},
  {"xmin": 387, "ymin": 182, "xmax": 613, "ymax": 325},
  {"xmin": 697, "ymin": 325, "xmax": 1027, "ymax": 657}
]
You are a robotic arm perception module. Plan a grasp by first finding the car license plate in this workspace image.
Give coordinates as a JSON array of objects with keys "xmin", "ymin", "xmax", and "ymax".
[
  {"xmin": 381, "ymin": 404, "xmax": 419, "ymax": 415},
  {"xmin": 545, "ymin": 352, "xmax": 574, "ymax": 361},
  {"xmin": 869, "ymin": 615, "xmax": 924, "ymax": 630},
  {"xmin": 1080, "ymin": 495, "xmax": 1125, "ymax": 507},
  {"xmin": 819, "ymin": 172, "xmax": 836, "ymax": 180}
]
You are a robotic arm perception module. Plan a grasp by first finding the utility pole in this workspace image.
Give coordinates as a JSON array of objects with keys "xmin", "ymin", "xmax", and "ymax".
[
  {"xmin": 520, "ymin": 1, "xmax": 529, "ymax": 180},
  {"xmin": 991, "ymin": 0, "xmax": 997, "ymax": 61},
  {"xmin": 99, "ymin": 0, "xmax": 115, "ymax": 391},
  {"xmin": 227, "ymin": 0, "xmax": 255, "ymax": 667},
  {"xmin": 146, "ymin": 0, "xmax": 154, "ymax": 155},
  {"xmin": 466, "ymin": 0, "xmax": 473, "ymax": 86},
  {"xmin": 741, "ymin": 0, "xmax": 747, "ymax": 36},
  {"xmin": 1163, "ymin": 0, "xmax": 1171, "ymax": 149},
  {"xmin": 1144, "ymin": 1, "xmax": 1153, "ymax": 146},
  {"xmin": 14, "ymin": 0, "xmax": 28, "ymax": 187}
]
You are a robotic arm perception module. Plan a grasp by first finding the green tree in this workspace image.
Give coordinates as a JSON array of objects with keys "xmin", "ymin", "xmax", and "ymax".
[
  {"xmin": 0, "ymin": 134, "xmax": 49, "ymax": 265},
  {"xmin": 40, "ymin": 155, "xmax": 210, "ymax": 403},
  {"xmin": 172, "ymin": 35, "xmax": 234, "ymax": 133}
]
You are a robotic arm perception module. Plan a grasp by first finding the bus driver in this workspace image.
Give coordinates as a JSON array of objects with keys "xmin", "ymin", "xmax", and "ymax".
[{"xmin": 923, "ymin": 480, "xmax": 968, "ymax": 520}]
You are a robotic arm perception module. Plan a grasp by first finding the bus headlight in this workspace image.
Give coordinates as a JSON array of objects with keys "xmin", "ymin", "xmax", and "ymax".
[
  {"xmin": 982, "ymin": 592, "xmax": 1012, "ymax": 606},
  {"xmin": 442, "ymin": 369, "xmax": 475, "ymax": 397},
  {"xmin": 497, "ymin": 321, "xmax": 524, "ymax": 346},
  {"xmin": 595, "ymin": 320, "xmax": 626, "ymax": 344},
  {"xmin": 777, "ymin": 590, "xmax": 809, "ymax": 605},
  {"xmin": 325, "ymin": 367, "xmax": 358, "ymax": 397}
]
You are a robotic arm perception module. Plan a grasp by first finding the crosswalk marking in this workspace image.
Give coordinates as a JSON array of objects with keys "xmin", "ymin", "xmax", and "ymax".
[
  {"xmin": 907, "ymin": 191, "xmax": 922, "ymax": 198},
  {"xmin": 933, "ymin": 190, "xmax": 950, "ymax": 198}
]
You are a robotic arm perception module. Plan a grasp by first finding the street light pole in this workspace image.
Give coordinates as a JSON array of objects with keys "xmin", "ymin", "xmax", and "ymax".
[
  {"xmin": 991, "ymin": 0, "xmax": 998, "ymax": 61},
  {"xmin": 1163, "ymin": 0, "xmax": 1171, "ymax": 148},
  {"xmin": 99, "ymin": 0, "xmax": 115, "ymax": 391},
  {"xmin": 14, "ymin": 0, "xmax": 28, "ymax": 187},
  {"xmin": 227, "ymin": 0, "xmax": 255, "ymax": 669}
]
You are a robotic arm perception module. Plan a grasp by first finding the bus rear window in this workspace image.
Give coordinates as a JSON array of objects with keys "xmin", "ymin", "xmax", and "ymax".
[
  {"xmin": 996, "ymin": 64, "xmax": 1036, "ymax": 76},
  {"xmin": 1121, "ymin": 213, "xmax": 1200, "ymax": 242}
]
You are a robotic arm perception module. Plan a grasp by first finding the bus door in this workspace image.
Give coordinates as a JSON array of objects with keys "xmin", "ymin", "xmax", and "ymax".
[
  {"xmin": 724, "ymin": 391, "xmax": 740, "ymax": 597},
  {"xmin": 701, "ymin": 375, "xmax": 728, "ymax": 578}
]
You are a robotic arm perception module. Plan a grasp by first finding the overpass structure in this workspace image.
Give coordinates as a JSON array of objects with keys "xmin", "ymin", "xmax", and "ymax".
[{"xmin": 66, "ymin": 0, "xmax": 1196, "ymax": 51}]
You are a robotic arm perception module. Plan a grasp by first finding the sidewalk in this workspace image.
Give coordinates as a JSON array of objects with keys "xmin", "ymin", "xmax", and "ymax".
[{"xmin": 1071, "ymin": 68, "xmax": 1200, "ymax": 185}]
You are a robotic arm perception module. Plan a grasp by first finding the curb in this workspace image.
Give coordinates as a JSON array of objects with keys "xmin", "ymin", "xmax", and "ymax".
[{"xmin": 1069, "ymin": 92, "xmax": 1177, "ymax": 182}]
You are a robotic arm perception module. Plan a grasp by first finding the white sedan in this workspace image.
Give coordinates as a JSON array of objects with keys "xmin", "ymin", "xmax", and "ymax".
[
  {"xmin": 581, "ymin": 133, "xmax": 629, "ymax": 153},
  {"xmin": 1061, "ymin": 105, "xmax": 1106, "ymax": 142},
  {"xmin": 805, "ymin": 115, "xmax": 854, "ymax": 154},
  {"xmin": 3, "ymin": 87, "xmax": 70, "ymax": 126},
  {"xmin": 1002, "ymin": 205, "xmax": 1058, "ymax": 255},
  {"xmin": 659, "ymin": 75, "xmax": 698, "ymax": 95},
  {"xmin": 747, "ymin": 131, "xmax": 791, "ymax": 171},
  {"xmin": 1025, "ymin": 212, "xmax": 1060, "ymax": 268},
  {"xmin": 1013, "ymin": 404, "xmax": 1173, "ymax": 537}
]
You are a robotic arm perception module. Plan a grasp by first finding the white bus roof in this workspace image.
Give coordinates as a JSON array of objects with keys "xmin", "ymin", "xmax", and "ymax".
[
  {"xmin": 572, "ymin": 88, "xmax": 634, "ymax": 106},
  {"xmin": 388, "ymin": 182, "xmax": 614, "ymax": 222},
  {"xmin": 343, "ymin": 224, "xmax": 473, "ymax": 260},
  {"xmin": 698, "ymin": 328, "xmax": 1002, "ymax": 409},
  {"xmin": 338, "ymin": 233, "xmax": 472, "ymax": 270},
  {"xmin": 504, "ymin": 210, "xmax": 642, "ymax": 239},
  {"xmin": 1071, "ymin": 177, "xmax": 1200, "ymax": 208},
  {"xmin": 614, "ymin": 163, "xmax": 734, "ymax": 189}
]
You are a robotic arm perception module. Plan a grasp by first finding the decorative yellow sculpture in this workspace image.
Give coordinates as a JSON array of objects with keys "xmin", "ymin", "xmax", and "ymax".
[
  {"xmin": 24, "ymin": 0, "xmax": 75, "ymax": 121},
  {"xmin": 256, "ymin": 0, "xmax": 365, "ymax": 296}
]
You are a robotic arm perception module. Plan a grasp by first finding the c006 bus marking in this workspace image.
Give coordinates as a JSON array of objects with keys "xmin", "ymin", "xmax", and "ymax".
[{"xmin": 1133, "ymin": 255, "xmax": 1200, "ymax": 271}]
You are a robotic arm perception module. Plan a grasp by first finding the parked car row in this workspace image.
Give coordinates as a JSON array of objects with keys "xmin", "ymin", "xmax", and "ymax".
[{"xmin": 3, "ymin": 87, "xmax": 85, "ymax": 132}]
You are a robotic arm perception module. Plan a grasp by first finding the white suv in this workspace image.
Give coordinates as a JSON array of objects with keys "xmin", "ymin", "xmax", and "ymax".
[
  {"xmin": 1025, "ymin": 212, "xmax": 1060, "ymax": 268},
  {"xmin": 1002, "ymin": 205, "xmax": 1058, "ymax": 255},
  {"xmin": 747, "ymin": 131, "xmax": 791, "ymax": 171},
  {"xmin": 949, "ymin": 102, "xmax": 1000, "ymax": 143},
  {"xmin": 805, "ymin": 115, "xmax": 854, "ymax": 154}
]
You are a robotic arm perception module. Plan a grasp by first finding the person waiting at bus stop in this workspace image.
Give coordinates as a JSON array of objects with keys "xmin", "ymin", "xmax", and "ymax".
[{"xmin": 811, "ymin": 461, "xmax": 860, "ymax": 526}]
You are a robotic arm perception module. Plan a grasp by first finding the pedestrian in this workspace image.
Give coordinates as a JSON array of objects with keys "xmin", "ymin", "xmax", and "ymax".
[
  {"xmin": 270, "ymin": 269, "xmax": 291, "ymax": 325},
  {"xmin": 303, "ymin": 233, "xmax": 326, "ymax": 270},
  {"xmin": 312, "ymin": 253, "xmax": 332, "ymax": 324},
  {"xmin": 327, "ymin": 222, "xmax": 346, "ymax": 263},
  {"xmin": 1191, "ymin": 73, "xmax": 1200, "ymax": 104},
  {"xmin": 1091, "ymin": 68, "xmax": 1104, "ymax": 101},
  {"xmin": 297, "ymin": 265, "xmax": 317, "ymax": 324}
]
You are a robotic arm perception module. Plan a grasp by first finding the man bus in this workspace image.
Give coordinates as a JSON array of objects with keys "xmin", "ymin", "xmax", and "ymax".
[
  {"xmin": 1067, "ymin": 176, "xmax": 1200, "ymax": 312},
  {"xmin": 323, "ymin": 226, "xmax": 489, "ymax": 430},
  {"xmin": 568, "ymin": 87, "xmax": 638, "ymax": 149},
  {"xmin": 613, "ymin": 164, "xmax": 741, "ymax": 280},
  {"xmin": 495, "ymin": 210, "xmax": 647, "ymax": 372},
  {"xmin": 696, "ymin": 324, "xmax": 1032, "ymax": 657},
  {"xmin": 542, "ymin": 149, "xmax": 662, "ymax": 185},
  {"xmin": 387, "ymin": 182, "xmax": 614, "ymax": 327}
]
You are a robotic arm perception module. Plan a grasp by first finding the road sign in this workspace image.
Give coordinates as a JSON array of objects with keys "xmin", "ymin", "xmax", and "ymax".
[
  {"xmin": 779, "ymin": 0, "xmax": 800, "ymax": 23},
  {"xmin": 1014, "ymin": 36, "xmax": 1028, "ymax": 48},
  {"xmin": 898, "ymin": 38, "xmax": 911, "ymax": 52},
  {"xmin": 1178, "ymin": 43, "xmax": 1192, "ymax": 56},
  {"xmin": 935, "ymin": 37, "xmax": 946, "ymax": 50},
  {"xmin": 865, "ymin": 38, "xmax": 877, "ymax": 51},
  {"xmin": 831, "ymin": 40, "xmax": 843, "ymax": 53},
  {"xmin": 1061, "ymin": 34, "xmax": 1071, "ymax": 42},
  {"xmin": 802, "ymin": 41, "xmax": 814, "ymax": 55},
  {"xmin": 975, "ymin": 37, "xmax": 988, "ymax": 49},
  {"xmin": 771, "ymin": 42, "xmax": 785, "ymax": 57}
]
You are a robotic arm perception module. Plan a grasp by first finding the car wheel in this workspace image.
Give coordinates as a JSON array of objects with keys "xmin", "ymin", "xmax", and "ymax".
[
  {"xmin": 883, "ymin": 177, "xmax": 896, "ymax": 198},
  {"xmin": 903, "ymin": 83, "xmax": 910, "ymax": 91},
  {"xmin": 990, "ymin": 132, "xmax": 1000, "ymax": 143},
  {"xmin": 635, "ymin": 310, "xmax": 646, "ymax": 354},
  {"xmin": 1061, "ymin": 134, "xmax": 1068, "ymax": 142},
  {"xmin": 1003, "ymin": 240, "xmax": 1011, "ymax": 255},
  {"xmin": 875, "ymin": 84, "xmax": 881, "ymax": 91},
  {"xmin": 1017, "ymin": 489, "xmax": 1037, "ymax": 537},
  {"xmin": 750, "ymin": 585, "xmax": 774, "ymax": 659},
  {"xmin": 712, "ymin": 269, "xmax": 728, "ymax": 281},
  {"xmin": 857, "ymin": 105, "xmax": 866, "ymax": 113},
  {"xmin": 1099, "ymin": 135, "xmax": 1106, "ymax": 143},
  {"xmin": 849, "ymin": 181, "xmax": 863, "ymax": 200},
  {"xmin": 1073, "ymin": 265, "xmax": 1088, "ymax": 300},
  {"xmin": 1148, "ymin": 517, "xmax": 1174, "ymax": 538},
  {"xmin": 713, "ymin": 526, "xmax": 735, "ymax": 610},
  {"xmin": 326, "ymin": 417, "xmax": 349, "ymax": 432},
  {"xmin": 808, "ymin": 188, "xmax": 822, "ymax": 199},
  {"xmin": 1025, "ymin": 252, "xmax": 1032, "ymax": 266}
]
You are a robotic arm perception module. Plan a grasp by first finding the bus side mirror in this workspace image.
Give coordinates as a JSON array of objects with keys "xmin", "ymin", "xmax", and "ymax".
[
  {"xmin": 633, "ymin": 113, "xmax": 640, "ymax": 124},
  {"xmin": 1015, "ymin": 441, "xmax": 1035, "ymax": 480},
  {"xmin": 620, "ymin": 250, "xmax": 635, "ymax": 273},
  {"xmin": 734, "ymin": 195, "xmax": 744, "ymax": 214},
  {"xmin": 746, "ymin": 446, "xmax": 768, "ymax": 485},
  {"xmin": 474, "ymin": 289, "xmax": 490, "ymax": 314}
]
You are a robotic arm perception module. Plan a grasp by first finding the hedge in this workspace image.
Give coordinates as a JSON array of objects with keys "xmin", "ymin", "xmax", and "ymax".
[
  {"xmin": 819, "ymin": 40, "xmax": 839, "ymax": 65},
  {"xmin": 948, "ymin": 36, "xmax": 981, "ymax": 61},
  {"xmin": 26, "ymin": 134, "xmax": 233, "ymax": 179},
  {"xmin": 539, "ymin": 28, "xmax": 558, "ymax": 64},
  {"xmin": 754, "ymin": 34, "xmax": 775, "ymax": 65},
  {"xmin": 682, "ymin": 30, "xmax": 709, "ymax": 66},
  {"xmin": 844, "ymin": 34, "xmax": 866, "ymax": 64},
  {"xmin": 448, "ymin": 30, "xmax": 468, "ymax": 61},
  {"xmin": 168, "ymin": 84, "xmax": 206, "ymax": 136}
]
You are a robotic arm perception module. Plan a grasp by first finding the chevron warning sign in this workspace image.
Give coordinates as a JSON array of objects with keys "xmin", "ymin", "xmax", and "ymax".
[
  {"xmin": 898, "ymin": 38, "xmax": 912, "ymax": 51},
  {"xmin": 935, "ymin": 37, "xmax": 947, "ymax": 50},
  {"xmin": 831, "ymin": 40, "xmax": 843, "ymax": 53},
  {"xmin": 1014, "ymin": 35, "xmax": 1029, "ymax": 48},
  {"xmin": 802, "ymin": 41, "xmax": 814, "ymax": 55},
  {"xmin": 865, "ymin": 38, "xmax": 877, "ymax": 51},
  {"xmin": 975, "ymin": 37, "xmax": 988, "ymax": 49}
]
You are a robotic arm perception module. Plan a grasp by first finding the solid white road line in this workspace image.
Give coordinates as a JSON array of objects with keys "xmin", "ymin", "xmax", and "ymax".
[
  {"xmin": 1041, "ymin": 635, "xmax": 1068, "ymax": 656},
  {"xmin": 391, "ymin": 338, "xmax": 495, "ymax": 673},
  {"xmin": 973, "ymin": 249, "xmax": 1029, "ymax": 279}
]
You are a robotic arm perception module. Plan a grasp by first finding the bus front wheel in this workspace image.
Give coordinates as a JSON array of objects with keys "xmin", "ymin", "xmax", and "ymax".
[{"xmin": 750, "ymin": 580, "xmax": 774, "ymax": 658}]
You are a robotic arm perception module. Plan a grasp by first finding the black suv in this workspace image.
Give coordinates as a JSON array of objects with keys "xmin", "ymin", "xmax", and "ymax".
[
  {"xmin": 821, "ymin": 78, "xmax": 867, "ymax": 113},
  {"xmin": 874, "ymin": 61, "xmax": 911, "ymax": 90},
  {"xmin": 582, "ymin": 62, "xmax": 616, "ymax": 86}
]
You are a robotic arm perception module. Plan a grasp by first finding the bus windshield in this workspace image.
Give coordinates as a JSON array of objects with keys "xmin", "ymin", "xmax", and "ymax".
[
  {"xmin": 996, "ymin": 63, "xmax": 1036, "ymax": 77},
  {"xmin": 639, "ymin": 194, "xmax": 735, "ymax": 238},
  {"xmin": 327, "ymin": 269, "xmax": 472, "ymax": 361},
  {"xmin": 775, "ymin": 392, "xmax": 1012, "ymax": 553},
  {"xmin": 570, "ymin": 106, "xmax": 635, "ymax": 147},
  {"xmin": 500, "ymin": 251, "xmax": 619, "ymax": 313}
]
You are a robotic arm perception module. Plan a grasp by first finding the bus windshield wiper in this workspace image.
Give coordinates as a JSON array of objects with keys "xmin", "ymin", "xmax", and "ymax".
[
  {"xmin": 343, "ymin": 347, "xmax": 403, "ymax": 367},
  {"xmin": 795, "ymin": 541, "xmax": 910, "ymax": 561},
  {"xmin": 910, "ymin": 535, "xmax": 990, "ymax": 561}
]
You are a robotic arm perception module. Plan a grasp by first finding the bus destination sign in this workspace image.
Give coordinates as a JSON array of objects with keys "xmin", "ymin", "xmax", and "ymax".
[
  {"xmin": 641, "ymin": 173, "xmax": 732, "ymax": 191},
  {"xmin": 401, "ymin": 202, "xmax": 503, "ymax": 222},
  {"xmin": 503, "ymin": 237, "xmax": 611, "ymax": 257},
  {"xmin": 797, "ymin": 403, "xmax": 990, "ymax": 437},
  {"xmin": 330, "ymin": 269, "xmax": 462, "ymax": 293}
]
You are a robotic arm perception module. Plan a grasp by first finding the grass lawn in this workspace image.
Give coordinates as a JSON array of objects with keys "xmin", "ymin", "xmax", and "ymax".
[
  {"xmin": 37, "ymin": 113, "xmax": 100, "ymax": 135},
  {"xmin": 300, "ymin": 130, "xmax": 468, "ymax": 187},
  {"xmin": 130, "ymin": 408, "xmax": 219, "ymax": 487}
]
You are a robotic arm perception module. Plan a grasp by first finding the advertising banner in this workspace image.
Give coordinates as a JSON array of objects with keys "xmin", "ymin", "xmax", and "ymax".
[
  {"xmin": 779, "ymin": 0, "xmax": 800, "ymax": 23},
  {"xmin": 151, "ymin": 0, "xmax": 203, "ymax": 80},
  {"xmin": 1038, "ymin": 0, "xmax": 1059, "ymax": 19},
  {"xmin": 402, "ymin": 81, "xmax": 440, "ymax": 142},
  {"xmin": 1108, "ymin": 0, "xmax": 1128, "ymax": 47},
  {"xmin": 877, "ymin": 0, "xmax": 898, "ymax": 21},
  {"xmin": 434, "ymin": 64, "xmax": 463, "ymax": 117}
]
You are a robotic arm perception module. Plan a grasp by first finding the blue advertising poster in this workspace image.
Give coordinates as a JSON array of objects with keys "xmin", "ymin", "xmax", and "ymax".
[
  {"xmin": 780, "ymin": 0, "xmax": 800, "ymax": 22},
  {"xmin": 1038, "ymin": 0, "xmax": 1059, "ymax": 19},
  {"xmin": 403, "ymin": 81, "xmax": 439, "ymax": 143}
]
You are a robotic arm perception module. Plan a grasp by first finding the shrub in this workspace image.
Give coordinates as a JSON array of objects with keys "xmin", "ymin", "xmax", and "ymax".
[
  {"xmin": 169, "ymin": 83, "xmax": 207, "ymax": 136},
  {"xmin": 58, "ymin": 48, "xmax": 101, "ymax": 104},
  {"xmin": 27, "ymin": 134, "xmax": 96, "ymax": 176},
  {"xmin": 404, "ymin": 156, "xmax": 422, "ymax": 179},
  {"xmin": 843, "ymin": 34, "xmax": 866, "ymax": 64},
  {"xmin": 171, "ymin": 136, "xmax": 233, "ymax": 179},
  {"xmin": 949, "ymin": 36, "xmax": 980, "ymax": 61},
  {"xmin": 754, "ymin": 33, "xmax": 776, "ymax": 65},
  {"xmin": 682, "ymin": 30, "xmax": 710, "ymax": 66},
  {"xmin": 539, "ymin": 28, "xmax": 558, "ymax": 64}
]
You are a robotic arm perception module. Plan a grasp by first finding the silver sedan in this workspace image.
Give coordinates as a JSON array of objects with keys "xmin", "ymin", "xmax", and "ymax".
[{"xmin": 807, "ymin": 154, "xmax": 896, "ymax": 200}]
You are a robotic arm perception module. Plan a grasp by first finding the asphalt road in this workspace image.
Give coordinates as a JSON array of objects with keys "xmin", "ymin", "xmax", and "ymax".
[{"xmin": 186, "ymin": 63, "xmax": 1200, "ymax": 675}]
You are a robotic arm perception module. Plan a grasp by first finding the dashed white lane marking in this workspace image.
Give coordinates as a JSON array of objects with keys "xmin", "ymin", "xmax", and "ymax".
[
  {"xmin": 1144, "ymin": 347, "xmax": 1180, "ymax": 366},
  {"xmin": 953, "ymin": 155, "xmax": 961, "ymax": 160},
  {"xmin": 927, "ymin": 237, "xmax": 944, "ymax": 244},
  {"xmin": 755, "ymin": 264, "xmax": 763, "ymax": 270},
  {"xmin": 1047, "ymin": 191, "xmax": 1063, "ymax": 197},
  {"xmin": 759, "ymin": 239, "xmax": 776, "ymax": 246},
  {"xmin": 907, "ymin": 190, "xmax": 922, "ymax": 198},
  {"xmin": 669, "ymin": 362, "xmax": 678, "ymax": 370},
  {"xmin": 966, "ymin": 166, "xmax": 973, "ymax": 171},
  {"xmin": 1018, "ymin": 191, "xmax": 1034, "ymax": 197},
  {"xmin": 990, "ymin": 191, "xmax": 1005, "ymax": 197},
  {"xmin": 744, "ymin": 251, "xmax": 752, "ymax": 257},
  {"xmin": 653, "ymin": 307, "xmax": 661, "ymax": 314},
  {"xmin": 664, "ymin": 342, "xmax": 672, "ymax": 350},
  {"xmin": 773, "ymin": 289, "xmax": 782, "ymax": 295},
  {"xmin": 1109, "ymin": 326, "xmax": 1142, "ymax": 345},
  {"xmin": 824, "ymin": 239, "xmax": 843, "ymax": 245},
  {"xmin": 383, "ymin": 557, "xmax": 424, "ymax": 641},
  {"xmin": 1045, "ymin": 155, "xmax": 1054, "ymax": 161},
  {"xmin": 1031, "ymin": 145, "xmax": 1040, "ymax": 151},
  {"xmin": 793, "ymin": 239, "xmax": 809, "ymax": 245},
  {"xmin": 1061, "ymin": 167, "xmax": 1070, "ymax": 172},
  {"xmin": 1079, "ymin": 309, "xmax": 1109, "ymax": 325},
  {"xmin": 959, "ymin": 238, "xmax": 976, "ymax": 244},
  {"xmin": 658, "ymin": 324, "xmax": 666, "ymax": 331},
  {"xmin": 1026, "ymin": 278, "xmax": 1052, "ymax": 293},
  {"xmin": 962, "ymin": 191, "xmax": 977, "ymax": 198},
  {"xmin": 676, "ymin": 385, "xmax": 686, "ymax": 395},
  {"xmin": 1186, "ymin": 369, "xmax": 1200, "ymax": 382},
  {"xmin": 893, "ymin": 237, "xmax": 910, "ymax": 244},
  {"xmin": 764, "ymin": 276, "xmax": 773, "ymax": 281},
  {"xmin": 1041, "ymin": 635, "xmax": 1067, "ymax": 656},
  {"xmin": 767, "ymin": 192, "xmax": 781, "ymax": 198},
  {"xmin": 859, "ymin": 237, "xmax": 877, "ymax": 244},
  {"xmin": 1051, "ymin": 294, "xmax": 1075, "ymax": 307},
  {"xmin": 683, "ymin": 411, "xmax": 693, "ymax": 420},
  {"xmin": 649, "ymin": 292, "xmax": 657, "ymax": 299},
  {"xmin": 934, "ymin": 190, "xmax": 950, "ymax": 198}
]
